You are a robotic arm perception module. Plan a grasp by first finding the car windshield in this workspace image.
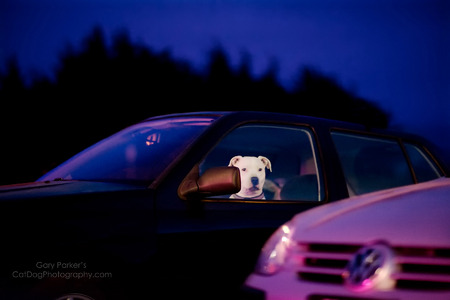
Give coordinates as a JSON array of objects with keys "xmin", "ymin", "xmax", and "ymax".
[{"xmin": 39, "ymin": 116, "xmax": 217, "ymax": 185}]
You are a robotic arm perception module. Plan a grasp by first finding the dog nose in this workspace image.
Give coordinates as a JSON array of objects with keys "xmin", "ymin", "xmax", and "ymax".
[{"xmin": 251, "ymin": 177, "xmax": 259, "ymax": 186}]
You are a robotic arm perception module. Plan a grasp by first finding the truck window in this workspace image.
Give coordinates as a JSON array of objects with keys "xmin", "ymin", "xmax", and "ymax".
[
  {"xmin": 200, "ymin": 124, "xmax": 324, "ymax": 201},
  {"xmin": 404, "ymin": 143, "xmax": 443, "ymax": 183},
  {"xmin": 331, "ymin": 131, "xmax": 413, "ymax": 196}
]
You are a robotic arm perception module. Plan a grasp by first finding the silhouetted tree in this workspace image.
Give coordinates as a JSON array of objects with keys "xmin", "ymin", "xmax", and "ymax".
[
  {"xmin": 290, "ymin": 67, "xmax": 389, "ymax": 127},
  {"xmin": 0, "ymin": 57, "xmax": 26, "ymax": 92},
  {"xmin": 254, "ymin": 59, "xmax": 286, "ymax": 101},
  {"xmin": 0, "ymin": 26, "xmax": 390, "ymax": 185}
]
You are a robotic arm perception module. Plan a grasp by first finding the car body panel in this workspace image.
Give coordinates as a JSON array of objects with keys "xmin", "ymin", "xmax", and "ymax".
[
  {"xmin": 0, "ymin": 180, "xmax": 146, "ymax": 200},
  {"xmin": 294, "ymin": 177, "xmax": 450, "ymax": 247}
]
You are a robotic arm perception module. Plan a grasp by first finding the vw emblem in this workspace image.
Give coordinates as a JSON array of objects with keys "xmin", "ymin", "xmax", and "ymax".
[{"xmin": 343, "ymin": 243, "xmax": 396, "ymax": 292}]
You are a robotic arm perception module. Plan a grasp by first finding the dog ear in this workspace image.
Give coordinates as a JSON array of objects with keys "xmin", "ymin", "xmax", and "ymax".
[
  {"xmin": 229, "ymin": 155, "xmax": 243, "ymax": 167},
  {"xmin": 258, "ymin": 156, "xmax": 272, "ymax": 172}
]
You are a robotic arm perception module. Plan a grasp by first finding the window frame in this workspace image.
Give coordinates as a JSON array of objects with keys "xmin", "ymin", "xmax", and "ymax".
[
  {"xmin": 330, "ymin": 128, "xmax": 444, "ymax": 196},
  {"xmin": 198, "ymin": 121, "xmax": 327, "ymax": 204}
]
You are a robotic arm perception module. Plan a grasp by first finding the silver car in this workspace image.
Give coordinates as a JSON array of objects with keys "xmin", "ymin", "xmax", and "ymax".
[{"xmin": 244, "ymin": 177, "xmax": 450, "ymax": 300}]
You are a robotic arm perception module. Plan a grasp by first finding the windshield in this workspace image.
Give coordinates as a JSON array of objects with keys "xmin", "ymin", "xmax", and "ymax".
[{"xmin": 39, "ymin": 116, "xmax": 216, "ymax": 185}]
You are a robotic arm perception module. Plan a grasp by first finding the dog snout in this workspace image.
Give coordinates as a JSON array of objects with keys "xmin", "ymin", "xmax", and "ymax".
[{"xmin": 251, "ymin": 177, "xmax": 259, "ymax": 186}]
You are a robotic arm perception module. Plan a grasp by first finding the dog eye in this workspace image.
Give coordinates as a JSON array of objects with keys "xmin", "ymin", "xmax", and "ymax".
[
  {"xmin": 258, "ymin": 168, "xmax": 262, "ymax": 171},
  {"xmin": 241, "ymin": 168, "xmax": 246, "ymax": 171}
]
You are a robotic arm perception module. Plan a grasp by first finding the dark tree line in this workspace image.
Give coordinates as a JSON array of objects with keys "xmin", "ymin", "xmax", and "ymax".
[{"xmin": 0, "ymin": 27, "xmax": 389, "ymax": 185}]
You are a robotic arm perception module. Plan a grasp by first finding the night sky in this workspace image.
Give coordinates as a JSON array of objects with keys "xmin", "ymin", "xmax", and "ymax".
[{"xmin": 1, "ymin": 0, "xmax": 449, "ymax": 155}]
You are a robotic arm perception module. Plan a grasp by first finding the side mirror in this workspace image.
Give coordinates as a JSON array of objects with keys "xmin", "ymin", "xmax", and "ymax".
[{"xmin": 178, "ymin": 165, "xmax": 241, "ymax": 200}]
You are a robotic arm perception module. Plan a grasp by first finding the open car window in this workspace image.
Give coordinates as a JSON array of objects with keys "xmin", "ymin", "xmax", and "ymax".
[{"xmin": 199, "ymin": 124, "xmax": 324, "ymax": 201}]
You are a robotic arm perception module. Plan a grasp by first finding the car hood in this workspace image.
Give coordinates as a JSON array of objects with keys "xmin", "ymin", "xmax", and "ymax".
[
  {"xmin": 0, "ymin": 180, "xmax": 147, "ymax": 201},
  {"xmin": 290, "ymin": 177, "xmax": 450, "ymax": 248}
]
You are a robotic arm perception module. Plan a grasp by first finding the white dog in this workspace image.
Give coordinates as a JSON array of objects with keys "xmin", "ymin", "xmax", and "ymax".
[{"xmin": 228, "ymin": 155, "xmax": 272, "ymax": 199}]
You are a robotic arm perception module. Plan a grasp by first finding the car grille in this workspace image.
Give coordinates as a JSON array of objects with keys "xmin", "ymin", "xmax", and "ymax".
[{"xmin": 296, "ymin": 242, "xmax": 450, "ymax": 291}]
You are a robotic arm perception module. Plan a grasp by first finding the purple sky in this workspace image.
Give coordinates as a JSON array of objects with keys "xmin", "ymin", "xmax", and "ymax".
[{"xmin": 1, "ymin": 0, "xmax": 449, "ymax": 153}]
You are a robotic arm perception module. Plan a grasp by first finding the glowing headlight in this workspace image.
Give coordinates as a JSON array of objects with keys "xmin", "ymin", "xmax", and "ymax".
[{"xmin": 254, "ymin": 222, "xmax": 295, "ymax": 275}]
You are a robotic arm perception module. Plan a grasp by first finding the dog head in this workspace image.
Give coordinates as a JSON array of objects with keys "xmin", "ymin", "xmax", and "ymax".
[{"xmin": 228, "ymin": 155, "xmax": 272, "ymax": 198}]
